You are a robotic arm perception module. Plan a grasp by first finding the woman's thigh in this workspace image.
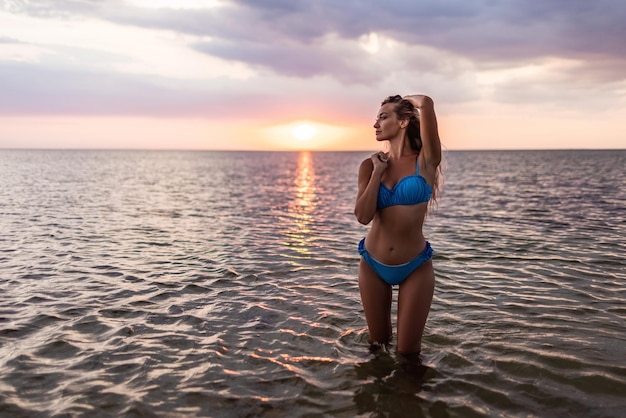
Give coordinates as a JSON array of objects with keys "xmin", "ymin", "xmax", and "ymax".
[
  {"xmin": 358, "ymin": 259, "xmax": 392, "ymax": 344},
  {"xmin": 396, "ymin": 261, "xmax": 435, "ymax": 354}
]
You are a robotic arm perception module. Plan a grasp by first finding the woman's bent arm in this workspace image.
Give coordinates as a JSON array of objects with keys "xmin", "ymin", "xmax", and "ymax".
[{"xmin": 354, "ymin": 157, "xmax": 385, "ymax": 225}]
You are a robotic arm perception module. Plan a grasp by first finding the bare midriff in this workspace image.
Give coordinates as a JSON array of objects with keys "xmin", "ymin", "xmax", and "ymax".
[{"xmin": 364, "ymin": 203, "xmax": 428, "ymax": 265}]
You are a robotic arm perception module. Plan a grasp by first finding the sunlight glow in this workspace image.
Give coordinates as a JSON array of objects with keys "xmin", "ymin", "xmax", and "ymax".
[
  {"xmin": 291, "ymin": 123, "xmax": 318, "ymax": 142},
  {"xmin": 260, "ymin": 120, "xmax": 355, "ymax": 150}
]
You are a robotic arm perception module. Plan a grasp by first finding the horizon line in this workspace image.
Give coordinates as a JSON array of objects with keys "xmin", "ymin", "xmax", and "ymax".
[{"xmin": 1, "ymin": 147, "xmax": 625, "ymax": 152}]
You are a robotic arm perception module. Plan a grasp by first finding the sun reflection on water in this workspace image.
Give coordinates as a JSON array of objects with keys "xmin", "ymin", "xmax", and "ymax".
[{"xmin": 284, "ymin": 151, "xmax": 317, "ymax": 256}]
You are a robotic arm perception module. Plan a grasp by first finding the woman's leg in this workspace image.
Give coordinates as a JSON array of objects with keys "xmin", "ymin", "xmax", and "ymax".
[
  {"xmin": 358, "ymin": 259, "xmax": 392, "ymax": 345},
  {"xmin": 396, "ymin": 260, "xmax": 435, "ymax": 354}
]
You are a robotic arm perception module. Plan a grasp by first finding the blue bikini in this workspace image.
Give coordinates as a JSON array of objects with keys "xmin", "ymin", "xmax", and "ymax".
[
  {"xmin": 358, "ymin": 156, "xmax": 434, "ymax": 286},
  {"xmin": 359, "ymin": 239, "xmax": 433, "ymax": 286},
  {"xmin": 377, "ymin": 159, "xmax": 432, "ymax": 209}
]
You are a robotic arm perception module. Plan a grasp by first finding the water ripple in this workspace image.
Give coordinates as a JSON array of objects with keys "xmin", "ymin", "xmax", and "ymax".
[{"xmin": 0, "ymin": 149, "xmax": 624, "ymax": 417}]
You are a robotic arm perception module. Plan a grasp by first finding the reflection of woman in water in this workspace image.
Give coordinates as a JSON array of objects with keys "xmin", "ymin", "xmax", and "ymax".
[{"xmin": 354, "ymin": 94, "xmax": 442, "ymax": 355}]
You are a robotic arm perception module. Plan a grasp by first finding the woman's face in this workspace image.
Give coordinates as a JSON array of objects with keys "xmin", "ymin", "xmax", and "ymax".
[{"xmin": 373, "ymin": 103, "xmax": 404, "ymax": 141}]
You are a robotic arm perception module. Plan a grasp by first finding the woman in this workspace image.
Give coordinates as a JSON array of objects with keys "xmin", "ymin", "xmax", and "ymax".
[{"xmin": 354, "ymin": 94, "xmax": 442, "ymax": 355}]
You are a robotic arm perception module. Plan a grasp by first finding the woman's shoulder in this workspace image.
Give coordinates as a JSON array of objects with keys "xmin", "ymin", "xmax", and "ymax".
[
  {"xmin": 359, "ymin": 157, "xmax": 374, "ymax": 171},
  {"xmin": 357, "ymin": 157, "xmax": 374, "ymax": 180}
]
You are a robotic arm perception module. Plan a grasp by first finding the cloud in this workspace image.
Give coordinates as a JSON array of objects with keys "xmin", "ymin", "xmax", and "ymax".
[
  {"xmin": 0, "ymin": 61, "xmax": 186, "ymax": 116},
  {"xmin": 1, "ymin": 0, "xmax": 102, "ymax": 18},
  {"xmin": 1, "ymin": 0, "xmax": 625, "ymax": 119},
  {"xmin": 8, "ymin": 1, "xmax": 626, "ymax": 79},
  {"xmin": 194, "ymin": 38, "xmax": 344, "ymax": 79},
  {"xmin": 104, "ymin": 0, "xmax": 626, "ymax": 85},
  {"xmin": 0, "ymin": 35, "xmax": 21, "ymax": 43},
  {"xmin": 0, "ymin": 59, "xmax": 377, "ymax": 119}
]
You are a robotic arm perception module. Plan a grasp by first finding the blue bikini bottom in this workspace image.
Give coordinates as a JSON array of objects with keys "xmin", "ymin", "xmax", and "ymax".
[{"xmin": 358, "ymin": 238, "xmax": 433, "ymax": 286}]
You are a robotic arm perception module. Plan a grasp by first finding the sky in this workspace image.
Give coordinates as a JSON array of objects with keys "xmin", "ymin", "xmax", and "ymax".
[{"xmin": 0, "ymin": 0, "xmax": 625, "ymax": 151}]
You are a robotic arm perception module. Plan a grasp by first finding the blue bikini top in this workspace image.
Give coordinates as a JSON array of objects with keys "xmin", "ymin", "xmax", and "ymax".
[{"xmin": 377, "ymin": 156, "xmax": 432, "ymax": 209}]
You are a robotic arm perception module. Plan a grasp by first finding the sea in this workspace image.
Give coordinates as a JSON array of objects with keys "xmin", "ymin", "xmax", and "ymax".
[{"xmin": 0, "ymin": 149, "xmax": 624, "ymax": 417}]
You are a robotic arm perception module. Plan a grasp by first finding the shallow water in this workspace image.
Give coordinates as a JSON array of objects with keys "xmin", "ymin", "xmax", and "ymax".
[{"xmin": 1, "ymin": 149, "xmax": 625, "ymax": 417}]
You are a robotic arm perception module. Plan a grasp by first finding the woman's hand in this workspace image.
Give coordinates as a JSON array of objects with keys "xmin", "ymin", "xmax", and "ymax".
[
  {"xmin": 403, "ymin": 94, "xmax": 433, "ymax": 110},
  {"xmin": 370, "ymin": 151, "xmax": 388, "ymax": 173}
]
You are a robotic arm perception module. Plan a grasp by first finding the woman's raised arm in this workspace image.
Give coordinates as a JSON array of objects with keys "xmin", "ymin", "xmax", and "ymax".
[{"xmin": 404, "ymin": 95, "xmax": 441, "ymax": 168}]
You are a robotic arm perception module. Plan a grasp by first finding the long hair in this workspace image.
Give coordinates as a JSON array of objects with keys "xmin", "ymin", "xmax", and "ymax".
[
  {"xmin": 381, "ymin": 95, "xmax": 422, "ymax": 153},
  {"xmin": 381, "ymin": 95, "xmax": 443, "ymax": 209}
]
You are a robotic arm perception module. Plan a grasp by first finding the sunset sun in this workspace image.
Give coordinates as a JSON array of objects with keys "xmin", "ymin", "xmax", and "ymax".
[
  {"xmin": 291, "ymin": 123, "xmax": 318, "ymax": 141},
  {"xmin": 262, "ymin": 120, "xmax": 352, "ymax": 150}
]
